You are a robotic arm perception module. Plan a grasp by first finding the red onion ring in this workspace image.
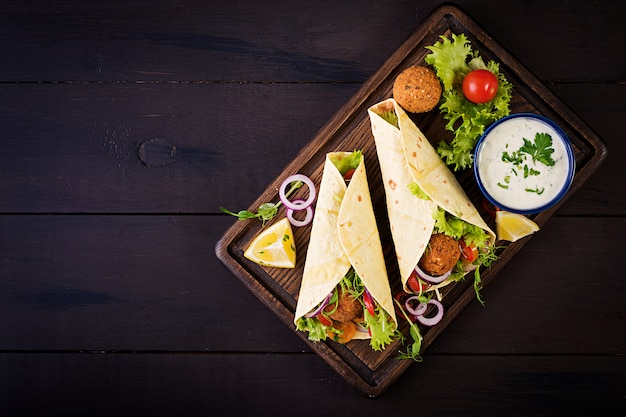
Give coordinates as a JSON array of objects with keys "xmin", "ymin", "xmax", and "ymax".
[
  {"xmin": 414, "ymin": 264, "xmax": 451, "ymax": 284},
  {"xmin": 354, "ymin": 322, "xmax": 369, "ymax": 334},
  {"xmin": 415, "ymin": 299, "xmax": 444, "ymax": 326},
  {"xmin": 279, "ymin": 174, "xmax": 316, "ymax": 211},
  {"xmin": 286, "ymin": 199, "xmax": 314, "ymax": 227},
  {"xmin": 304, "ymin": 292, "xmax": 332, "ymax": 318},
  {"xmin": 404, "ymin": 296, "xmax": 427, "ymax": 316}
]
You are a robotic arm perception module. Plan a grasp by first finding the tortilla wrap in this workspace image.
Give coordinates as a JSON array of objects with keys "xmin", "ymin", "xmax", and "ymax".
[
  {"xmin": 293, "ymin": 152, "xmax": 397, "ymax": 338},
  {"xmin": 367, "ymin": 98, "xmax": 495, "ymax": 293}
]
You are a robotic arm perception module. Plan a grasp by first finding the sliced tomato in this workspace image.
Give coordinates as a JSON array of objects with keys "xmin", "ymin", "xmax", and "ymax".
[
  {"xmin": 343, "ymin": 168, "xmax": 355, "ymax": 181},
  {"xmin": 393, "ymin": 291, "xmax": 408, "ymax": 317},
  {"xmin": 317, "ymin": 313, "xmax": 332, "ymax": 326},
  {"xmin": 459, "ymin": 238, "xmax": 478, "ymax": 262},
  {"xmin": 363, "ymin": 289, "xmax": 376, "ymax": 317},
  {"xmin": 406, "ymin": 270, "xmax": 430, "ymax": 294}
]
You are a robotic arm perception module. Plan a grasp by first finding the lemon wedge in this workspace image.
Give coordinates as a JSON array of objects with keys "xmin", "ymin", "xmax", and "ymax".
[
  {"xmin": 244, "ymin": 217, "xmax": 296, "ymax": 268},
  {"xmin": 495, "ymin": 210, "xmax": 540, "ymax": 242}
]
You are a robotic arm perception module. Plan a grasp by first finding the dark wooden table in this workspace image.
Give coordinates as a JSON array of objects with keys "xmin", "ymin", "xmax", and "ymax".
[{"xmin": 1, "ymin": 1, "xmax": 623, "ymax": 415}]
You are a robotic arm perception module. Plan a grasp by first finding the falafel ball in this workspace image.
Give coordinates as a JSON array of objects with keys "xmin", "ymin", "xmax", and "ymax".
[
  {"xmin": 418, "ymin": 233, "xmax": 461, "ymax": 276},
  {"xmin": 323, "ymin": 288, "xmax": 362, "ymax": 323},
  {"xmin": 393, "ymin": 65, "xmax": 442, "ymax": 113}
]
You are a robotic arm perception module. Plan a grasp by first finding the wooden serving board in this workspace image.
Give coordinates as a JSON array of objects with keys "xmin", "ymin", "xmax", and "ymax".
[{"xmin": 215, "ymin": 3, "xmax": 607, "ymax": 397}]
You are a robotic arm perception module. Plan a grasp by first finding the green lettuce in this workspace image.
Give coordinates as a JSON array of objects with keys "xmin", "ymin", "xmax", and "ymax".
[
  {"xmin": 295, "ymin": 316, "xmax": 329, "ymax": 341},
  {"xmin": 432, "ymin": 207, "xmax": 490, "ymax": 250},
  {"xmin": 432, "ymin": 207, "xmax": 497, "ymax": 304},
  {"xmin": 408, "ymin": 182, "xmax": 430, "ymax": 200},
  {"xmin": 295, "ymin": 268, "xmax": 399, "ymax": 351},
  {"xmin": 425, "ymin": 33, "xmax": 513, "ymax": 171},
  {"xmin": 330, "ymin": 150, "xmax": 362, "ymax": 177},
  {"xmin": 377, "ymin": 110, "xmax": 399, "ymax": 128}
]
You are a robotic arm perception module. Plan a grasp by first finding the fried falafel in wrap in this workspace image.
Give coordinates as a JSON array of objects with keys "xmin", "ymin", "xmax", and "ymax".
[
  {"xmin": 368, "ymin": 98, "xmax": 496, "ymax": 301},
  {"xmin": 294, "ymin": 151, "xmax": 398, "ymax": 350}
]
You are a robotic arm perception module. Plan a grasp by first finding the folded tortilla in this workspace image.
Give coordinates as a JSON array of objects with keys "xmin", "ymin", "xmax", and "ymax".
[
  {"xmin": 368, "ymin": 98, "xmax": 495, "ymax": 293},
  {"xmin": 293, "ymin": 152, "xmax": 397, "ymax": 338}
]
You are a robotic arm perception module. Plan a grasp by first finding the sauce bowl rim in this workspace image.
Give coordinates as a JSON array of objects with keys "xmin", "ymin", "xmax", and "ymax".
[{"xmin": 473, "ymin": 112, "xmax": 576, "ymax": 215}]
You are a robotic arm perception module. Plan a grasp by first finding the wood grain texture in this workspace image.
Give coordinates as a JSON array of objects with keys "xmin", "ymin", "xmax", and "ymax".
[
  {"xmin": 0, "ymin": 1, "xmax": 623, "ymax": 82},
  {"xmin": 1, "ymin": 215, "xmax": 623, "ymax": 353},
  {"xmin": 1, "ymin": 353, "xmax": 623, "ymax": 416},
  {"xmin": 0, "ymin": 0, "xmax": 623, "ymax": 413},
  {"xmin": 215, "ymin": 4, "xmax": 609, "ymax": 395},
  {"xmin": 0, "ymin": 84, "xmax": 621, "ymax": 215}
]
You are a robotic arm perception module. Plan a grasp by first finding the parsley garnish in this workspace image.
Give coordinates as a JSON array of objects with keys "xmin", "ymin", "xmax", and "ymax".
[
  {"xmin": 519, "ymin": 133, "xmax": 556, "ymax": 167},
  {"xmin": 525, "ymin": 186, "xmax": 545, "ymax": 195},
  {"xmin": 502, "ymin": 151, "xmax": 524, "ymax": 165},
  {"xmin": 497, "ymin": 132, "xmax": 557, "ymax": 194}
]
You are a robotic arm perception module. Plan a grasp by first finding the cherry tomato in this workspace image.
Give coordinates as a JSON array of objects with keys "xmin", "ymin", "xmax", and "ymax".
[
  {"xmin": 462, "ymin": 69, "xmax": 499, "ymax": 104},
  {"xmin": 406, "ymin": 270, "xmax": 430, "ymax": 294},
  {"xmin": 459, "ymin": 238, "xmax": 479, "ymax": 263}
]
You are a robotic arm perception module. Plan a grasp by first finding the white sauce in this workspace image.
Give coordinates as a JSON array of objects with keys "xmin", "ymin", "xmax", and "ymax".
[{"xmin": 476, "ymin": 116, "xmax": 572, "ymax": 211}]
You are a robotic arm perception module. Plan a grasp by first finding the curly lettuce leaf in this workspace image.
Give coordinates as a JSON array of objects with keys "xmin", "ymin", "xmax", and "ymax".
[
  {"xmin": 425, "ymin": 33, "xmax": 472, "ymax": 90},
  {"xmin": 344, "ymin": 270, "xmax": 398, "ymax": 351},
  {"xmin": 295, "ymin": 317, "xmax": 329, "ymax": 342},
  {"xmin": 432, "ymin": 207, "xmax": 490, "ymax": 250},
  {"xmin": 408, "ymin": 182, "xmax": 430, "ymax": 200},
  {"xmin": 425, "ymin": 34, "xmax": 513, "ymax": 171},
  {"xmin": 377, "ymin": 110, "xmax": 399, "ymax": 128},
  {"xmin": 363, "ymin": 305, "xmax": 398, "ymax": 351},
  {"xmin": 297, "ymin": 269, "xmax": 398, "ymax": 351}
]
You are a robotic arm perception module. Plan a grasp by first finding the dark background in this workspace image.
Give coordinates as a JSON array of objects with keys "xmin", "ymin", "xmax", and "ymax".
[{"xmin": 0, "ymin": 1, "xmax": 624, "ymax": 415}]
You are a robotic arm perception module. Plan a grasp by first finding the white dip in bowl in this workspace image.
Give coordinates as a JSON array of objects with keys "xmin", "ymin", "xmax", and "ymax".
[{"xmin": 474, "ymin": 113, "xmax": 575, "ymax": 214}]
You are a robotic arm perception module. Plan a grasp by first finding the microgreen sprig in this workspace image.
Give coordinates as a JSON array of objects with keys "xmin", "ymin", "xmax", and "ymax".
[
  {"xmin": 394, "ymin": 298, "xmax": 424, "ymax": 362},
  {"xmin": 220, "ymin": 181, "xmax": 303, "ymax": 225}
]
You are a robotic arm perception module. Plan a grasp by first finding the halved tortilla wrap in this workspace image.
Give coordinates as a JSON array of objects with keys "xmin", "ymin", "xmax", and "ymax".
[
  {"xmin": 368, "ymin": 98, "xmax": 496, "ymax": 294},
  {"xmin": 294, "ymin": 152, "xmax": 397, "ymax": 345}
]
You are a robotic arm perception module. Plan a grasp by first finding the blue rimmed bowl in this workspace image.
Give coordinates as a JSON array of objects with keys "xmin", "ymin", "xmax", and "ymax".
[{"xmin": 474, "ymin": 113, "xmax": 576, "ymax": 214}]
